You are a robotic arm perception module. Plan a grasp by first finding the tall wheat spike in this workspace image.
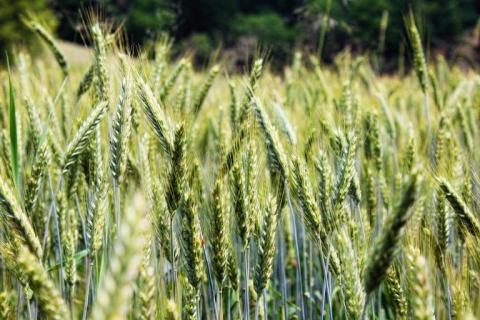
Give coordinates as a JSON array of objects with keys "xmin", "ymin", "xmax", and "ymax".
[
  {"xmin": 110, "ymin": 77, "xmax": 133, "ymax": 183},
  {"xmin": 406, "ymin": 247, "xmax": 434, "ymax": 320},
  {"xmin": 1, "ymin": 243, "xmax": 67, "ymax": 319},
  {"xmin": 0, "ymin": 179, "xmax": 42, "ymax": 258},
  {"xmin": 91, "ymin": 194, "xmax": 150, "ymax": 319},
  {"xmin": 26, "ymin": 20, "xmax": 69, "ymax": 77},
  {"xmin": 91, "ymin": 23, "xmax": 110, "ymax": 101},
  {"xmin": 137, "ymin": 78, "xmax": 173, "ymax": 156},
  {"xmin": 209, "ymin": 176, "xmax": 228, "ymax": 287},
  {"xmin": 439, "ymin": 178, "xmax": 480, "ymax": 238},
  {"xmin": 252, "ymin": 96, "xmax": 288, "ymax": 184},
  {"xmin": 178, "ymin": 192, "xmax": 203, "ymax": 290},
  {"xmin": 254, "ymin": 196, "xmax": 278, "ymax": 295},
  {"xmin": 62, "ymin": 101, "xmax": 107, "ymax": 174},
  {"xmin": 291, "ymin": 158, "xmax": 324, "ymax": 244},
  {"xmin": 364, "ymin": 172, "xmax": 418, "ymax": 295}
]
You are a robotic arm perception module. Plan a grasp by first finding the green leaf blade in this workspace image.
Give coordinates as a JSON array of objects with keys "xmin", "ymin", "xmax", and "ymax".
[{"xmin": 6, "ymin": 54, "xmax": 19, "ymax": 189}]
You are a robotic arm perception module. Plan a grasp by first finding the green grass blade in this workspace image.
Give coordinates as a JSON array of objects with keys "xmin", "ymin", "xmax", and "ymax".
[
  {"xmin": 6, "ymin": 54, "xmax": 19, "ymax": 189},
  {"xmin": 48, "ymin": 249, "xmax": 88, "ymax": 272}
]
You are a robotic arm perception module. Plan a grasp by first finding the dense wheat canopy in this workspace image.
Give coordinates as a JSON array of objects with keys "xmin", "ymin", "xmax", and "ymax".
[{"xmin": 0, "ymin": 20, "xmax": 479, "ymax": 320}]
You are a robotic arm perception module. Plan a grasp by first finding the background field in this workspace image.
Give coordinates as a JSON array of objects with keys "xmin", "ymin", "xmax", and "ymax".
[{"xmin": 0, "ymin": 5, "xmax": 479, "ymax": 320}]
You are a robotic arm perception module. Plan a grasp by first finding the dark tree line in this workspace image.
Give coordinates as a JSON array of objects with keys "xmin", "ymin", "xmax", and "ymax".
[{"xmin": 1, "ymin": 0, "xmax": 479, "ymax": 66}]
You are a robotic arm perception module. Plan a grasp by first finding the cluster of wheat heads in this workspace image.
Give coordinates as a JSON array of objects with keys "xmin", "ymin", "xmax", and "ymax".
[{"xmin": 0, "ymin": 20, "xmax": 479, "ymax": 320}]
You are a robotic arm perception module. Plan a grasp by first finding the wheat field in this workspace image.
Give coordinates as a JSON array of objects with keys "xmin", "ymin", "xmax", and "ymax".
[{"xmin": 0, "ymin": 19, "xmax": 479, "ymax": 320}]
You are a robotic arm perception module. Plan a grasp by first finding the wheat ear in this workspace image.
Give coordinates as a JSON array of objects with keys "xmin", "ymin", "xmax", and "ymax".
[
  {"xmin": 364, "ymin": 172, "xmax": 418, "ymax": 295},
  {"xmin": 91, "ymin": 193, "xmax": 150, "ymax": 319},
  {"xmin": 0, "ymin": 179, "xmax": 42, "ymax": 258},
  {"xmin": 62, "ymin": 101, "xmax": 107, "ymax": 174}
]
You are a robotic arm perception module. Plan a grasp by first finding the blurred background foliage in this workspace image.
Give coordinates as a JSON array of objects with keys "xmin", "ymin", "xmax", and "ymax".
[
  {"xmin": 0, "ymin": 0, "xmax": 479, "ymax": 69},
  {"xmin": 0, "ymin": 0, "xmax": 56, "ymax": 54}
]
